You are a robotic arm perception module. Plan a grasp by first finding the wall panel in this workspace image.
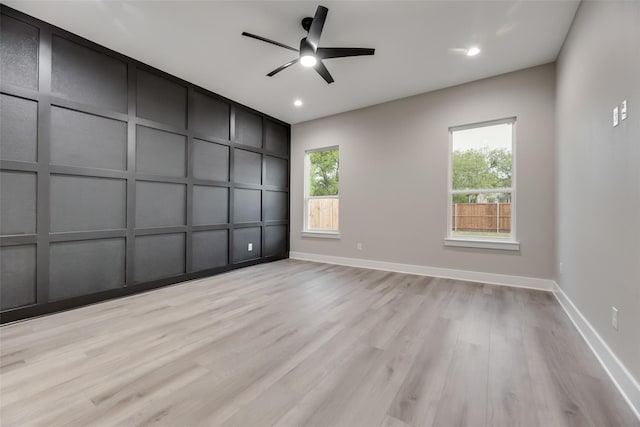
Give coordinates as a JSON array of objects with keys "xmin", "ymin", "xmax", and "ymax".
[
  {"xmin": 265, "ymin": 225, "xmax": 287, "ymax": 257},
  {"xmin": 233, "ymin": 189, "xmax": 261, "ymax": 223},
  {"xmin": 193, "ymin": 186, "xmax": 228, "ymax": 225},
  {"xmin": 0, "ymin": 14, "xmax": 39, "ymax": 89},
  {"xmin": 0, "ymin": 94, "xmax": 38, "ymax": 162},
  {"xmin": 264, "ymin": 120, "xmax": 288, "ymax": 156},
  {"xmin": 265, "ymin": 156, "xmax": 288, "ymax": 188},
  {"xmin": 136, "ymin": 69, "xmax": 187, "ymax": 128},
  {"xmin": 193, "ymin": 139, "xmax": 229, "ymax": 182},
  {"xmin": 192, "ymin": 230, "xmax": 228, "ymax": 271},
  {"xmin": 233, "ymin": 227, "xmax": 261, "ymax": 263},
  {"xmin": 233, "ymin": 148, "xmax": 262, "ymax": 185},
  {"xmin": 50, "ymin": 175, "xmax": 126, "ymax": 232},
  {"xmin": 51, "ymin": 107, "xmax": 127, "ymax": 170},
  {"xmin": 135, "ymin": 181, "xmax": 186, "ymax": 228},
  {"xmin": 49, "ymin": 238, "xmax": 125, "ymax": 300},
  {"xmin": 1, "ymin": 171, "xmax": 36, "ymax": 235},
  {"xmin": 134, "ymin": 233, "xmax": 185, "ymax": 283},
  {"xmin": 136, "ymin": 126, "xmax": 186, "ymax": 177},
  {"xmin": 235, "ymin": 108, "xmax": 262, "ymax": 148},
  {"xmin": 0, "ymin": 5, "xmax": 289, "ymax": 323},
  {"xmin": 190, "ymin": 92, "xmax": 230, "ymax": 140},
  {"xmin": 51, "ymin": 35, "xmax": 127, "ymax": 112},
  {"xmin": 264, "ymin": 191, "xmax": 288, "ymax": 221},
  {"xmin": 0, "ymin": 245, "xmax": 36, "ymax": 310}
]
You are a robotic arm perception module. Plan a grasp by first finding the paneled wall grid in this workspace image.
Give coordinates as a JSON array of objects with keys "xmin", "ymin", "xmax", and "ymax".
[{"xmin": 0, "ymin": 6, "xmax": 290, "ymax": 323}]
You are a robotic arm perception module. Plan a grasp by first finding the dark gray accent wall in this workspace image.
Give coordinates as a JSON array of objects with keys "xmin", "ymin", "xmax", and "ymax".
[{"xmin": 0, "ymin": 6, "xmax": 290, "ymax": 323}]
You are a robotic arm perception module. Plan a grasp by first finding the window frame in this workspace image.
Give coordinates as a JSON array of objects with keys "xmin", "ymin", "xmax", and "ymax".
[
  {"xmin": 302, "ymin": 145, "xmax": 340, "ymax": 238},
  {"xmin": 445, "ymin": 117, "xmax": 519, "ymax": 251}
]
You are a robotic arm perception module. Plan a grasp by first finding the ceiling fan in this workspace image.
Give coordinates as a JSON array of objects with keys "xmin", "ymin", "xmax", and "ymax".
[{"xmin": 242, "ymin": 5, "xmax": 375, "ymax": 84}]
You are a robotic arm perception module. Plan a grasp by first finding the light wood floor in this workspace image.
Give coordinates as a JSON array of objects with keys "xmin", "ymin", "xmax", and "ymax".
[{"xmin": 1, "ymin": 259, "xmax": 637, "ymax": 427}]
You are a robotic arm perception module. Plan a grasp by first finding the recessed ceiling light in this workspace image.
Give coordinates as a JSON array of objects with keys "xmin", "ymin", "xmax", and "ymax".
[
  {"xmin": 300, "ymin": 55, "xmax": 317, "ymax": 67},
  {"xmin": 294, "ymin": 99, "xmax": 303, "ymax": 107},
  {"xmin": 466, "ymin": 47, "xmax": 480, "ymax": 57}
]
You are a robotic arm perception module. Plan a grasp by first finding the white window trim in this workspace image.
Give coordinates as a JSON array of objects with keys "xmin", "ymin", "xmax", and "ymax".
[
  {"xmin": 301, "ymin": 231, "xmax": 341, "ymax": 239},
  {"xmin": 444, "ymin": 237, "xmax": 520, "ymax": 251},
  {"xmin": 445, "ymin": 117, "xmax": 519, "ymax": 251},
  {"xmin": 303, "ymin": 146, "xmax": 340, "ymax": 238}
]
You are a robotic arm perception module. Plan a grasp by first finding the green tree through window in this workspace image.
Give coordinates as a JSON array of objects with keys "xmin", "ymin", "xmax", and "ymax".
[
  {"xmin": 452, "ymin": 147, "xmax": 511, "ymax": 203},
  {"xmin": 309, "ymin": 149, "xmax": 339, "ymax": 196}
]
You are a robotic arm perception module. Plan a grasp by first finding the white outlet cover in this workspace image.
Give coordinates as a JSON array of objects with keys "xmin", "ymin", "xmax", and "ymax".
[
  {"xmin": 613, "ymin": 107, "xmax": 619, "ymax": 127},
  {"xmin": 621, "ymin": 100, "xmax": 627, "ymax": 120},
  {"xmin": 612, "ymin": 306, "xmax": 619, "ymax": 330},
  {"xmin": 248, "ymin": 243, "xmax": 253, "ymax": 251}
]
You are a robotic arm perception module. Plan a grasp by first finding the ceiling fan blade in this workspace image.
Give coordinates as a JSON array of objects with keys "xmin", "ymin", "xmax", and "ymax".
[
  {"xmin": 241, "ymin": 32, "xmax": 298, "ymax": 52},
  {"xmin": 317, "ymin": 47, "xmax": 375, "ymax": 59},
  {"xmin": 307, "ymin": 6, "xmax": 328, "ymax": 51},
  {"xmin": 314, "ymin": 60, "xmax": 334, "ymax": 84},
  {"xmin": 267, "ymin": 58, "xmax": 299, "ymax": 76}
]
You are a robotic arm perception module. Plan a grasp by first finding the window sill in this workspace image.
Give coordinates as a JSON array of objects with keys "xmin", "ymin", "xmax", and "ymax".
[
  {"xmin": 301, "ymin": 231, "xmax": 341, "ymax": 239},
  {"xmin": 444, "ymin": 237, "xmax": 520, "ymax": 251}
]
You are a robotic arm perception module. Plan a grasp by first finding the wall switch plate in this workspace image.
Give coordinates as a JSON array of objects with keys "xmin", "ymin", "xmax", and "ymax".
[
  {"xmin": 621, "ymin": 100, "xmax": 627, "ymax": 120},
  {"xmin": 248, "ymin": 243, "xmax": 253, "ymax": 251},
  {"xmin": 356, "ymin": 242, "xmax": 362, "ymax": 251},
  {"xmin": 612, "ymin": 306, "xmax": 619, "ymax": 330},
  {"xmin": 613, "ymin": 107, "xmax": 619, "ymax": 127}
]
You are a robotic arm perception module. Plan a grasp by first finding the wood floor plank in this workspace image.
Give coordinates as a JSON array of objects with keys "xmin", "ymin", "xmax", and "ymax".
[
  {"xmin": 327, "ymin": 333, "xmax": 422, "ymax": 427},
  {"xmin": 1, "ymin": 259, "xmax": 637, "ymax": 427},
  {"xmin": 272, "ymin": 342, "xmax": 383, "ymax": 427},
  {"xmin": 486, "ymin": 332, "xmax": 539, "ymax": 427},
  {"xmin": 431, "ymin": 340, "xmax": 490, "ymax": 427},
  {"xmin": 380, "ymin": 414, "xmax": 414, "ymax": 427},
  {"xmin": 387, "ymin": 317, "xmax": 460, "ymax": 427}
]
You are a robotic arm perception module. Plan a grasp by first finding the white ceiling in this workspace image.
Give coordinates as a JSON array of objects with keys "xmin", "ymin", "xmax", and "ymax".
[{"xmin": 6, "ymin": 1, "xmax": 579, "ymax": 124}]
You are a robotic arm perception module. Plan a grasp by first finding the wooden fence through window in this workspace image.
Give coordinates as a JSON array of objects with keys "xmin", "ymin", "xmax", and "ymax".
[
  {"xmin": 308, "ymin": 198, "xmax": 339, "ymax": 231},
  {"xmin": 308, "ymin": 200, "xmax": 510, "ymax": 233},
  {"xmin": 452, "ymin": 203, "xmax": 511, "ymax": 232}
]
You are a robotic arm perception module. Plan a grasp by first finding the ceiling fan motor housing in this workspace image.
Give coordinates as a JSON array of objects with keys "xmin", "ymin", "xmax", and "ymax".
[{"xmin": 301, "ymin": 16, "xmax": 314, "ymax": 32}]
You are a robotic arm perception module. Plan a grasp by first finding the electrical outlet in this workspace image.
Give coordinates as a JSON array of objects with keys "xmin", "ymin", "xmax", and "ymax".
[
  {"xmin": 248, "ymin": 243, "xmax": 253, "ymax": 251},
  {"xmin": 559, "ymin": 262, "xmax": 563, "ymax": 274},
  {"xmin": 621, "ymin": 100, "xmax": 627, "ymax": 120},
  {"xmin": 612, "ymin": 306, "xmax": 619, "ymax": 330},
  {"xmin": 356, "ymin": 242, "xmax": 362, "ymax": 251},
  {"xmin": 613, "ymin": 106, "xmax": 619, "ymax": 127}
]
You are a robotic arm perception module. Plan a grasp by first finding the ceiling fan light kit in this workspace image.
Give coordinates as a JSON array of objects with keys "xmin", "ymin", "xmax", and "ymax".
[
  {"xmin": 242, "ymin": 5, "xmax": 375, "ymax": 84},
  {"xmin": 300, "ymin": 55, "xmax": 317, "ymax": 67}
]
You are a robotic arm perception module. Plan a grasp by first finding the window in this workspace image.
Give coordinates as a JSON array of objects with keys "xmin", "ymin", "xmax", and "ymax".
[
  {"xmin": 303, "ymin": 147, "xmax": 339, "ymax": 237},
  {"xmin": 446, "ymin": 118, "xmax": 519, "ymax": 250}
]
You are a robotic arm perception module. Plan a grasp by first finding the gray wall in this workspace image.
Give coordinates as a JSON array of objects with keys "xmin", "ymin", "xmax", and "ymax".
[
  {"xmin": 291, "ymin": 64, "xmax": 556, "ymax": 279},
  {"xmin": 556, "ymin": 1, "xmax": 640, "ymax": 381},
  {"xmin": 0, "ymin": 7, "xmax": 289, "ymax": 320}
]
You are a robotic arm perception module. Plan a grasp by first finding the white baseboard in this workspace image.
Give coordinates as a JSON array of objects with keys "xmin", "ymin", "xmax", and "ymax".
[
  {"xmin": 289, "ymin": 251, "xmax": 553, "ymax": 291},
  {"xmin": 553, "ymin": 282, "xmax": 640, "ymax": 421}
]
